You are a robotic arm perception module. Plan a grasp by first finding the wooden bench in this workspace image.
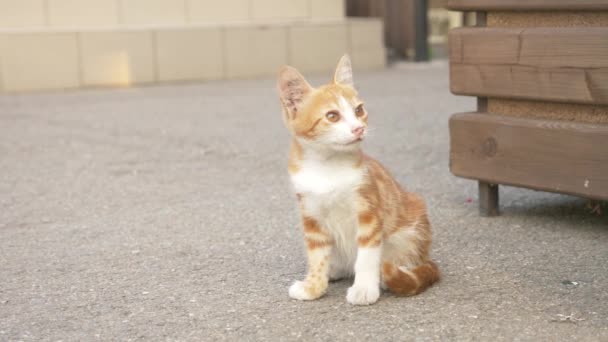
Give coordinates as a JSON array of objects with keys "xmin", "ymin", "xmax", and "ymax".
[{"xmin": 447, "ymin": 0, "xmax": 608, "ymax": 215}]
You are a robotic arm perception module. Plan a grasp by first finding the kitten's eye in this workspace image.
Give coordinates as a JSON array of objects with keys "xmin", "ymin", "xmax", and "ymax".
[
  {"xmin": 355, "ymin": 104, "xmax": 365, "ymax": 117},
  {"xmin": 326, "ymin": 111, "xmax": 340, "ymax": 122}
]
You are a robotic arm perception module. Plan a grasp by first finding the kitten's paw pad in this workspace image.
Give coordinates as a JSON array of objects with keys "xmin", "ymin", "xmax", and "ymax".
[
  {"xmin": 346, "ymin": 284, "xmax": 380, "ymax": 305},
  {"xmin": 289, "ymin": 281, "xmax": 317, "ymax": 301}
]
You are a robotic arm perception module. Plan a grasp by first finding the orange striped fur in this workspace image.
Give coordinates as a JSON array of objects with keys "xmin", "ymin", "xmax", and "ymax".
[{"xmin": 278, "ymin": 55, "xmax": 439, "ymax": 305}]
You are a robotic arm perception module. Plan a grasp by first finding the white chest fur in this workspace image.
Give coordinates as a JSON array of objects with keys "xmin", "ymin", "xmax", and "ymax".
[
  {"xmin": 290, "ymin": 157, "xmax": 364, "ymax": 197},
  {"xmin": 290, "ymin": 157, "xmax": 365, "ymax": 268}
]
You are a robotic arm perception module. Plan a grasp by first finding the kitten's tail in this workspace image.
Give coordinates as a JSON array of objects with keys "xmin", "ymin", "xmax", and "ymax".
[{"xmin": 382, "ymin": 260, "xmax": 440, "ymax": 296}]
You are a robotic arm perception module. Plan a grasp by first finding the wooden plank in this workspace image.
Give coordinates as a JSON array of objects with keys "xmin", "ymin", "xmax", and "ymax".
[
  {"xmin": 451, "ymin": 64, "xmax": 608, "ymax": 104},
  {"xmin": 449, "ymin": 27, "xmax": 608, "ymax": 104},
  {"xmin": 448, "ymin": 0, "xmax": 608, "ymax": 11},
  {"xmin": 450, "ymin": 27, "xmax": 608, "ymax": 68},
  {"xmin": 450, "ymin": 113, "xmax": 608, "ymax": 200}
]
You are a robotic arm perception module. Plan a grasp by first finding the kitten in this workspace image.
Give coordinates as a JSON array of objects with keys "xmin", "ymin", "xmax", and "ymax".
[{"xmin": 277, "ymin": 55, "xmax": 440, "ymax": 305}]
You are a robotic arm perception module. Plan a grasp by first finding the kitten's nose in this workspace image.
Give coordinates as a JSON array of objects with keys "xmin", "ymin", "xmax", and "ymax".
[{"xmin": 352, "ymin": 126, "xmax": 365, "ymax": 137}]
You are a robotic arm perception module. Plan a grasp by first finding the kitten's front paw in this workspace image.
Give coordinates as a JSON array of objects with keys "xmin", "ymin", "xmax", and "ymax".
[
  {"xmin": 289, "ymin": 281, "xmax": 320, "ymax": 301},
  {"xmin": 346, "ymin": 284, "xmax": 380, "ymax": 305}
]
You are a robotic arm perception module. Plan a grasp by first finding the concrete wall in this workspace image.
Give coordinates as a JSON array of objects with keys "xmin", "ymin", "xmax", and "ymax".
[
  {"xmin": 0, "ymin": 0, "xmax": 345, "ymax": 28},
  {"xmin": 0, "ymin": 0, "xmax": 386, "ymax": 92}
]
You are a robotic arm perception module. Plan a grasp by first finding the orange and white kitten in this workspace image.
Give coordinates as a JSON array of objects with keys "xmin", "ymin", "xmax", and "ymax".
[{"xmin": 277, "ymin": 55, "xmax": 440, "ymax": 305}]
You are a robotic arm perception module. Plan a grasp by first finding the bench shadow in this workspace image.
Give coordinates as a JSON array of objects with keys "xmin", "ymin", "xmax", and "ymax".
[{"xmin": 498, "ymin": 191, "xmax": 608, "ymax": 230}]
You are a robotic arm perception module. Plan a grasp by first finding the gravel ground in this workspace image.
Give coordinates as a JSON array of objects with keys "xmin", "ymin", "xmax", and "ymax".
[{"xmin": 1, "ymin": 61, "xmax": 607, "ymax": 341}]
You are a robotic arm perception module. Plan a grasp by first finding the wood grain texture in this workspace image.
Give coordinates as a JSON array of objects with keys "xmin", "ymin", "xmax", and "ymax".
[
  {"xmin": 448, "ymin": 0, "xmax": 608, "ymax": 11},
  {"xmin": 449, "ymin": 27, "xmax": 608, "ymax": 104},
  {"xmin": 450, "ymin": 112, "xmax": 608, "ymax": 200}
]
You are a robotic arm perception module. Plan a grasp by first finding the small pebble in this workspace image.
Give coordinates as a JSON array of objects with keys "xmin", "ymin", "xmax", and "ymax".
[{"xmin": 561, "ymin": 280, "xmax": 579, "ymax": 286}]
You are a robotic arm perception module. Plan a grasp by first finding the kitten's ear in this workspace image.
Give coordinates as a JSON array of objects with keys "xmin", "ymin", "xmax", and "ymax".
[
  {"xmin": 333, "ymin": 54, "xmax": 354, "ymax": 87},
  {"xmin": 277, "ymin": 66, "xmax": 312, "ymax": 118}
]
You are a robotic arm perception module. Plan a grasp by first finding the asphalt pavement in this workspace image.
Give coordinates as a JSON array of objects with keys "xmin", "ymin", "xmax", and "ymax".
[{"xmin": 1, "ymin": 61, "xmax": 607, "ymax": 341}]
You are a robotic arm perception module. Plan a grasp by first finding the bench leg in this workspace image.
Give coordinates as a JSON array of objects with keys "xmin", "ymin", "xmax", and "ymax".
[{"xmin": 479, "ymin": 181, "xmax": 499, "ymax": 216}]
